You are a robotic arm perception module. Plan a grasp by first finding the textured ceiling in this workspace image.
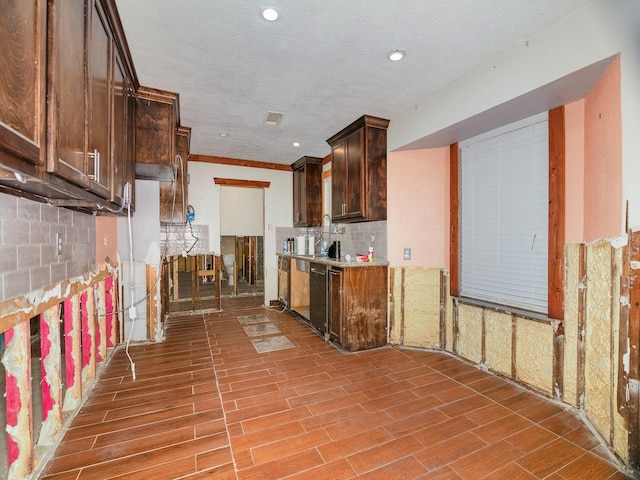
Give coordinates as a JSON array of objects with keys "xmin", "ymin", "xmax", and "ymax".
[{"xmin": 115, "ymin": 0, "xmax": 592, "ymax": 165}]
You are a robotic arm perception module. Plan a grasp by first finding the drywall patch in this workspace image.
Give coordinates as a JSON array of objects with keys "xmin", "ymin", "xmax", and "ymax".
[
  {"xmin": 516, "ymin": 318, "xmax": 554, "ymax": 394},
  {"xmin": 484, "ymin": 310, "xmax": 512, "ymax": 376},
  {"xmin": 457, "ymin": 303, "xmax": 483, "ymax": 364}
]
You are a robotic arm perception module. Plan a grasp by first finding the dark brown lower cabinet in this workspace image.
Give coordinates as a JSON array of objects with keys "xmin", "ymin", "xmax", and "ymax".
[{"xmin": 328, "ymin": 266, "xmax": 387, "ymax": 351}]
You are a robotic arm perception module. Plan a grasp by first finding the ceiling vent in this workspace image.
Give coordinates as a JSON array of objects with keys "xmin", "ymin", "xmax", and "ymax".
[{"xmin": 264, "ymin": 111, "xmax": 284, "ymax": 126}]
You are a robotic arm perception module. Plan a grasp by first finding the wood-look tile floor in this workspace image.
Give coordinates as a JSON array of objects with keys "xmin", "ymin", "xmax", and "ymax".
[{"xmin": 41, "ymin": 298, "xmax": 635, "ymax": 479}]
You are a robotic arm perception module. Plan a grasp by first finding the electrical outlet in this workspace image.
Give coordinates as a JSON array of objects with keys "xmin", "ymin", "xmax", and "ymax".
[
  {"xmin": 403, "ymin": 247, "xmax": 411, "ymax": 260},
  {"xmin": 56, "ymin": 233, "xmax": 63, "ymax": 256}
]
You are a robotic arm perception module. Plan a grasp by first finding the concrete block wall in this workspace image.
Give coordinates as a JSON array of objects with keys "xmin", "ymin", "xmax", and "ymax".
[{"xmin": 0, "ymin": 193, "xmax": 96, "ymax": 302}]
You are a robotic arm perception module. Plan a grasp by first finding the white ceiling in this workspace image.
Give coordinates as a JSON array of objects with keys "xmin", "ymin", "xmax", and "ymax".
[{"xmin": 115, "ymin": 0, "xmax": 592, "ymax": 166}]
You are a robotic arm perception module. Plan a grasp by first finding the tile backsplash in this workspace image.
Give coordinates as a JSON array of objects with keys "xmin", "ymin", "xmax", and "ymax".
[{"xmin": 276, "ymin": 220, "xmax": 387, "ymax": 261}]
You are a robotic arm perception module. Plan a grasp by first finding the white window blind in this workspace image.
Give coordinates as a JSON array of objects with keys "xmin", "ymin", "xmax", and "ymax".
[{"xmin": 460, "ymin": 113, "xmax": 548, "ymax": 313}]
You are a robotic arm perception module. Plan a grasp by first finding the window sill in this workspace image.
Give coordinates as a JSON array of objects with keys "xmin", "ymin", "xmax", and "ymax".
[{"xmin": 454, "ymin": 296, "xmax": 559, "ymax": 325}]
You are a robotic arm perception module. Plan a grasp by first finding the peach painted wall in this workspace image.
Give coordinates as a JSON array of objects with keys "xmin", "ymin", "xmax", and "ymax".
[
  {"xmin": 387, "ymin": 148, "xmax": 449, "ymax": 268},
  {"xmin": 565, "ymin": 99, "xmax": 586, "ymax": 244},
  {"xmin": 584, "ymin": 56, "xmax": 622, "ymax": 241},
  {"xmin": 95, "ymin": 216, "xmax": 118, "ymax": 266}
]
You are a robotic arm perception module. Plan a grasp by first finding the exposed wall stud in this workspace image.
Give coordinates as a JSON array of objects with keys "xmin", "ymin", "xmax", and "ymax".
[
  {"xmin": 2, "ymin": 322, "xmax": 33, "ymax": 479},
  {"xmin": 39, "ymin": 306, "xmax": 62, "ymax": 445}
]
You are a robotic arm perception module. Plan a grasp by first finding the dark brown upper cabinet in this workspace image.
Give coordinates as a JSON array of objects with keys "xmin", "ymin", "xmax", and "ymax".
[
  {"xmin": 326, "ymin": 115, "xmax": 389, "ymax": 223},
  {"xmin": 46, "ymin": 0, "xmax": 138, "ymax": 208},
  {"xmin": 0, "ymin": 0, "xmax": 47, "ymax": 176},
  {"xmin": 135, "ymin": 86, "xmax": 179, "ymax": 182},
  {"xmin": 111, "ymin": 53, "xmax": 136, "ymax": 208},
  {"xmin": 291, "ymin": 156, "xmax": 322, "ymax": 227}
]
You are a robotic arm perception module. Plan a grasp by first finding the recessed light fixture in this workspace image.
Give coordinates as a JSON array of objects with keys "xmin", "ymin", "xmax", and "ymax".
[
  {"xmin": 387, "ymin": 50, "xmax": 406, "ymax": 62},
  {"xmin": 261, "ymin": 7, "xmax": 278, "ymax": 21},
  {"xmin": 292, "ymin": 142, "xmax": 300, "ymax": 147},
  {"xmin": 219, "ymin": 132, "xmax": 229, "ymax": 137}
]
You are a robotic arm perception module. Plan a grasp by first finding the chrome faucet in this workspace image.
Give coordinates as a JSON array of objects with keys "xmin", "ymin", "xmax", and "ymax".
[{"xmin": 321, "ymin": 213, "xmax": 332, "ymax": 253}]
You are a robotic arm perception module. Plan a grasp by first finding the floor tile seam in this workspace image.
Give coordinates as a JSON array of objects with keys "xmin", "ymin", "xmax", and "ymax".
[
  {"xmin": 47, "ymin": 426, "xmax": 201, "ymax": 473},
  {"xmin": 65, "ymin": 405, "xmax": 224, "ymax": 442},
  {"xmin": 94, "ymin": 376, "xmax": 216, "ymax": 397},
  {"xmin": 109, "ymin": 364, "xmax": 214, "ymax": 383},
  {"xmin": 404, "ymin": 424, "xmax": 490, "ymax": 453},
  {"xmin": 56, "ymin": 439, "xmax": 220, "ymax": 479},
  {"xmin": 342, "ymin": 435, "xmax": 420, "ymax": 476},
  {"xmin": 202, "ymin": 312, "xmax": 242, "ymax": 478},
  {"xmin": 510, "ymin": 423, "xmax": 626, "ymax": 474},
  {"xmin": 94, "ymin": 394, "xmax": 222, "ymax": 424},
  {"xmin": 79, "ymin": 394, "xmax": 200, "ymax": 416},
  {"xmin": 352, "ymin": 452, "xmax": 424, "ymax": 478},
  {"xmin": 412, "ymin": 433, "xmax": 502, "ymax": 476}
]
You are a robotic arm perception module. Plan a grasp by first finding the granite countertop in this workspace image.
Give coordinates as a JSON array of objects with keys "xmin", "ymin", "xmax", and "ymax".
[{"xmin": 277, "ymin": 252, "xmax": 388, "ymax": 267}]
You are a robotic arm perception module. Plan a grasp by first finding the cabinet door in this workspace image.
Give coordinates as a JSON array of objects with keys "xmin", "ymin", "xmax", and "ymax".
[
  {"xmin": 125, "ymin": 79, "xmax": 136, "ymax": 210},
  {"xmin": 292, "ymin": 166, "xmax": 305, "ymax": 225},
  {"xmin": 111, "ymin": 53, "xmax": 127, "ymax": 205},
  {"xmin": 278, "ymin": 257, "xmax": 291, "ymax": 307},
  {"xmin": 331, "ymin": 141, "xmax": 346, "ymax": 220},
  {"xmin": 86, "ymin": 0, "xmax": 112, "ymax": 198},
  {"xmin": 48, "ymin": 0, "xmax": 88, "ymax": 187},
  {"xmin": 328, "ymin": 268, "xmax": 343, "ymax": 342},
  {"xmin": 0, "ymin": 0, "xmax": 46, "ymax": 174},
  {"xmin": 344, "ymin": 129, "xmax": 363, "ymax": 219},
  {"xmin": 305, "ymin": 162, "xmax": 322, "ymax": 226}
]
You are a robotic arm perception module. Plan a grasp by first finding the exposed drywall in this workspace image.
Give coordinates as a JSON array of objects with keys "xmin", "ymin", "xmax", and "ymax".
[
  {"xmin": 456, "ymin": 303, "xmax": 483, "ymax": 364},
  {"xmin": 516, "ymin": 318, "xmax": 554, "ymax": 395},
  {"xmin": 484, "ymin": 310, "xmax": 512, "ymax": 377}
]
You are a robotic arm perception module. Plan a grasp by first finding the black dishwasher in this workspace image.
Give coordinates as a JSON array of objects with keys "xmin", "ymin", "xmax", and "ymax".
[{"xmin": 309, "ymin": 263, "xmax": 327, "ymax": 334}]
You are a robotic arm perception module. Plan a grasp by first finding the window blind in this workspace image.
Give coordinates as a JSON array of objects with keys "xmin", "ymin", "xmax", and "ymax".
[{"xmin": 460, "ymin": 114, "xmax": 548, "ymax": 313}]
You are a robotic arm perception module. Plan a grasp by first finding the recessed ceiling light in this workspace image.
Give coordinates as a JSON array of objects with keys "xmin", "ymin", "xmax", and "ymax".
[
  {"xmin": 292, "ymin": 142, "xmax": 300, "ymax": 147},
  {"xmin": 262, "ymin": 7, "xmax": 278, "ymax": 21},
  {"xmin": 219, "ymin": 132, "xmax": 229, "ymax": 137},
  {"xmin": 387, "ymin": 50, "xmax": 406, "ymax": 62}
]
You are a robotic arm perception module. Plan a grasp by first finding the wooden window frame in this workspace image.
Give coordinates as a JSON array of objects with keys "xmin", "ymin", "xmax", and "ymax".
[{"xmin": 450, "ymin": 105, "xmax": 565, "ymax": 320}]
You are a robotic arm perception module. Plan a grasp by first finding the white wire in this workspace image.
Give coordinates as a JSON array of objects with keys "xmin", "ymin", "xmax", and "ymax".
[{"xmin": 125, "ymin": 201, "xmax": 136, "ymax": 381}]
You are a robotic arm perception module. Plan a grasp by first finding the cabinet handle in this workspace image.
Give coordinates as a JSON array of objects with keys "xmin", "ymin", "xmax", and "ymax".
[{"xmin": 88, "ymin": 149, "xmax": 100, "ymax": 184}]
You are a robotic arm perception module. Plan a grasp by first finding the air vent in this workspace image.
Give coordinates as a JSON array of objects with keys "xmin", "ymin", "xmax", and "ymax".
[{"xmin": 264, "ymin": 111, "xmax": 284, "ymax": 126}]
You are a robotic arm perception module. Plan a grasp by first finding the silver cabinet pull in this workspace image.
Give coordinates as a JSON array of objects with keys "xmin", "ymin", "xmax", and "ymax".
[{"xmin": 88, "ymin": 149, "xmax": 100, "ymax": 184}]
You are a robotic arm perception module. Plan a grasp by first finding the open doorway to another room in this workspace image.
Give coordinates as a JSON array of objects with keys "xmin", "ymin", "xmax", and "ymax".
[{"xmin": 220, "ymin": 186, "xmax": 265, "ymax": 300}]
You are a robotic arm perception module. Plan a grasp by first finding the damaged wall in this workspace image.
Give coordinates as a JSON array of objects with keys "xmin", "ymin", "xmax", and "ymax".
[{"xmin": 390, "ymin": 235, "xmax": 634, "ymax": 468}]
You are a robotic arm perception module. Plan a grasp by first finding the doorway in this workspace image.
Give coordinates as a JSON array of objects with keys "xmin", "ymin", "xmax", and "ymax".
[{"xmin": 220, "ymin": 186, "xmax": 265, "ymax": 299}]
